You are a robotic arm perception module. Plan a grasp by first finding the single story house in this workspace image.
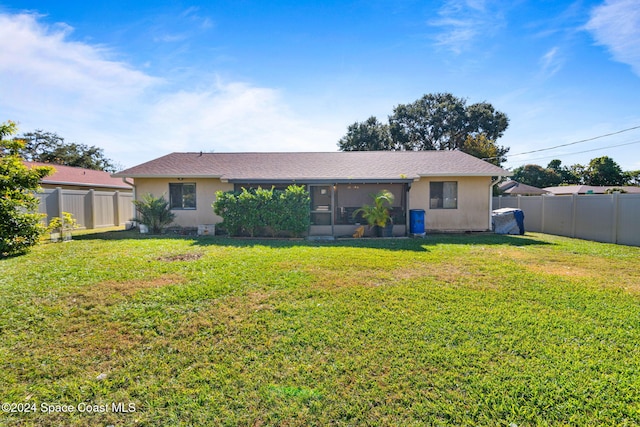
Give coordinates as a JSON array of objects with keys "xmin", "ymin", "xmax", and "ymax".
[
  {"xmin": 498, "ymin": 180, "xmax": 549, "ymax": 196},
  {"xmin": 26, "ymin": 162, "xmax": 134, "ymax": 229},
  {"xmin": 113, "ymin": 151, "xmax": 511, "ymax": 236},
  {"xmin": 26, "ymin": 161, "xmax": 133, "ymax": 192},
  {"xmin": 544, "ymin": 185, "xmax": 640, "ymax": 195}
]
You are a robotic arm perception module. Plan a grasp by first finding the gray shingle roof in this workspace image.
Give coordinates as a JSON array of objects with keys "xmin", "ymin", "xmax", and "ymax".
[
  {"xmin": 499, "ymin": 180, "xmax": 549, "ymax": 195},
  {"xmin": 113, "ymin": 151, "xmax": 511, "ymax": 182},
  {"xmin": 26, "ymin": 161, "xmax": 132, "ymax": 189}
]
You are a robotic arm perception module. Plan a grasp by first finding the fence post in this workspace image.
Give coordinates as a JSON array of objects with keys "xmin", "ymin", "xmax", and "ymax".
[
  {"xmin": 114, "ymin": 191, "xmax": 120, "ymax": 226},
  {"xmin": 56, "ymin": 187, "xmax": 63, "ymax": 218},
  {"xmin": 612, "ymin": 192, "xmax": 619, "ymax": 244},
  {"xmin": 571, "ymin": 194, "xmax": 577, "ymax": 238},
  {"xmin": 87, "ymin": 189, "xmax": 96, "ymax": 229},
  {"xmin": 541, "ymin": 194, "xmax": 546, "ymax": 234}
]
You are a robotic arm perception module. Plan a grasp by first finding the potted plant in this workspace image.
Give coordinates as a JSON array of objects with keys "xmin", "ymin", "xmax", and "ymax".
[{"xmin": 353, "ymin": 189, "xmax": 395, "ymax": 237}]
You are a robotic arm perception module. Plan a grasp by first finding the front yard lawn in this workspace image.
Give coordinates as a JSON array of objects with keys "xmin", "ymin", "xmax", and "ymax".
[{"xmin": 1, "ymin": 232, "xmax": 639, "ymax": 426}]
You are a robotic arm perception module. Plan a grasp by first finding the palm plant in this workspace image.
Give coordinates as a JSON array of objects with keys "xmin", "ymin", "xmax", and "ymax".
[
  {"xmin": 353, "ymin": 190, "xmax": 395, "ymax": 233},
  {"xmin": 132, "ymin": 193, "xmax": 176, "ymax": 234}
]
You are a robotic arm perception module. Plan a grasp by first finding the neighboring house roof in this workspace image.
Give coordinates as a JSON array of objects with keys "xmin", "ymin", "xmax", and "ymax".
[
  {"xmin": 26, "ymin": 161, "xmax": 133, "ymax": 190},
  {"xmin": 498, "ymin": 180, "xmax": 549, "ymax": 195},
  {"xmin": 113, "ymin": 151, "xmax": 511, "ymax": 182},
  {"xmin": 544, "ymin": 185, "xmax": 640, "ymax": 195}
]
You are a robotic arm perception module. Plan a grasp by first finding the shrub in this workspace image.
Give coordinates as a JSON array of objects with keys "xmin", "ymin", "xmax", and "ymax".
[
  {"xmin": 47, "ymin": 212, "xmax": 80, "ymax": 242},
  {"xmin": 214, "ymin": 185, "xmax": 310, "ymax": 237},
  {"xmin": 0, "ymin": 121, "xmax": 53, "ymax": 257},
  {"xmin": 132, "ymin": 193, "xmax": 176, "ymax": 234}
]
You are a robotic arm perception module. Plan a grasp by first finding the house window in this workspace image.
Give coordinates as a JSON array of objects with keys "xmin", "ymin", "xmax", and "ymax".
[
  {"xmin": 430, "ymin": 182, "xmax": 457, "ymax": 209},
  {"xmin": 169, "ymin": 183, "xmax": 196, "ymax": 209}
]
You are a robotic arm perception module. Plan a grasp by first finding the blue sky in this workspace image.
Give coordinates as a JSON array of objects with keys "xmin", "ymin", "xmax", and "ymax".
[{"xmin": 1, "ymin": 0, "xmax": 639, "ymax": 172}]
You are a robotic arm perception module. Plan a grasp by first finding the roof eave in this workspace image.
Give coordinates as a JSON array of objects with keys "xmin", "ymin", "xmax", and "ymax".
[
  {"xmin": 228, "ymin": 178, "xmax": 415, "ymax": 184},
  {"xmin": 42, "ymin": 180, "xmax": 132, "ymax": 189},
  {"xmin": 111, "ymin": 173, "xmax": 223, "ymax": 179},
  {"xmin": 418, "ymin": 172, "xmax": 513, "ymax": 177}
]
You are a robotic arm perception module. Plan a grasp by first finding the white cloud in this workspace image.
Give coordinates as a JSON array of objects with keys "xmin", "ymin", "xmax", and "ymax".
[
  {"xmin": 0, "ymin": 13, "xmax": 160, "ymax": 100},
  {"xmin": 539, "ymin": 46, "xmax": 563, "ymax": 78},
  {"xmin": 144, "ymin": 79, "xmax": 338, "ymax": 155},
  {"xmin": 428, "ymin": 0, "xmax": 503, "ymax": 54},
  {"xmin": 586, "ymin": 0, "xmax": 640, "ymax": 76},
  {"xmin": 0, "ymin": 12, "xmax": 340, "ymax": 168}
]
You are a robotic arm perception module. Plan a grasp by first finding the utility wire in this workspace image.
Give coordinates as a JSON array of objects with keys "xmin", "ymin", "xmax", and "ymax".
[
  {"xmin": 504, "ymin": 139, "xmax": 640, "ymax": 166},
  {"xmin": 483, "ymin": 124, "xmax": 640, "ymax": 161}
]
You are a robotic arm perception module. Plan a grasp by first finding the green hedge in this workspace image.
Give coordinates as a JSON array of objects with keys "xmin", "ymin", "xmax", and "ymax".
[{"xmin": 213, "ymin": 185, "xmax": 310, "ymax": 237}]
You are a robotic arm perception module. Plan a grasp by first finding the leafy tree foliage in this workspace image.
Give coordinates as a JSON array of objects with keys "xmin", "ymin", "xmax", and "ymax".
[
  {"xmin": 389, "ymin": 93, "xmax": 509, "ymax": 152},
  {"xmin": 461, "ymin": 134, "xmax": 509, "ymax": 166},
  {"xmin": 511, "ymin": 164, "xmax": 562, "ymax": 188},
  {"xmin": 624, "ymin": 170, "xmax": 640, "ymax": 186},
  {"xmin": 547, "ymin": 159, "xmax": 581, "ymax": 184},
  {"xmin": 513, "ymin": 157, "xmax": 635, "ymax": 188},
  {"xmin": 18, "ymin": 130, "xmax": 119, "ymax": 172},
  {"xmin": 338, "ymin": 117, "xmax": 393, "ymax": 151},
  {"xmin": 584, "ymin": 156, "xmax": 625, "ymax": 186},
  {"xmin": 0, "ymin": 121, "xmax": 54, "ymax": 256},
  {"xmin": 337, "ymin": 93, "xmax": 510, "ymax": 165}
]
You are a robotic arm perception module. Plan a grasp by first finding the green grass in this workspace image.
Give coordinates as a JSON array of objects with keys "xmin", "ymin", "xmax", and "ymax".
[{"xmin": 1, "ymin": 231, "xmax": 640, "ymax": 426}]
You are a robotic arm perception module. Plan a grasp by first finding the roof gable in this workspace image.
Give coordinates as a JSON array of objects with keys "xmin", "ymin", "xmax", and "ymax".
[{"xmin": 114, "ymin": 151, "xmax": 511, "ymax": 182}]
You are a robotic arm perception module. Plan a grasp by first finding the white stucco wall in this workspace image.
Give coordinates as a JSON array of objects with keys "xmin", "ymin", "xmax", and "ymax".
[
  {"xmin": 409, "ymin": 176, "xmax": 492, "ymax": 231},
  {"xmin": 134, "ymin": 178, "xmax": 233, "ymax": 227},
  {"xmin": 134, "ymin": 176, "xmax": 493, "ymax": 232}
]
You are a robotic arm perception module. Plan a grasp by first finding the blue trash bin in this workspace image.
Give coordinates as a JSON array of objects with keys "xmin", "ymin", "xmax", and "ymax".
[{"xmin": 409, "ymin": 209, "xmax": 425, "ymax": 235}]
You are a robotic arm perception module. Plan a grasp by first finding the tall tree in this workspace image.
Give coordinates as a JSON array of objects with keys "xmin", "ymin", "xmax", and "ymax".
[
  {"xmin": 0, "ymin": 121, "xmax": 53, "ymax": 256},
  {"xmin": 461, "ymin": 134, "xmax": 509, "ymax": 166},
  {"xmin": 511, "ymin": 164, "xmax": 562, "ymax": 188},
  {"xmin": 584, "ymin": 156, "xmax": 625, "ymax": 186},
  {"xmin": 338, "ymin": 93, "xmax": 510, "ymax": 165},
  {"xmin": 18, "ymin": 130, "xmax": 118, "ymax": 172},
  {"xmin": 337, "ymin": 116, "xmax": 394, "ymax": 151},
  {"xmin": 624, "ymin": 170, "xmax": 640, "ymax": 186},
  {"xmin": 388, "ymin": 93, "xmax": 509, "ymax": 152},
  {"xmin": 547, "ymin": 159, "xmax": 581, "ymax": 184}
]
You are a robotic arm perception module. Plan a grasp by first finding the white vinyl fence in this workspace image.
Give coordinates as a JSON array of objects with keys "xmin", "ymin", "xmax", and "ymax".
[
  {"xmin": 35, "ymin": 187, "xmax": 134, "ymax": 230},
  {"xmin": 493, "ymin": 193, "xmax": 640, "ymax": 247}
]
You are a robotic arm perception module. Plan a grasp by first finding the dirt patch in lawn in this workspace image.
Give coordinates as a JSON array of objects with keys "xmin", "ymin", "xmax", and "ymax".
[
  {"xmin": 157, "ymin": 252, "xmax": 204, "ymax": 262},
  {"xmin": 174, "ymin": 291, "xmax": 275, "ymax": 338},
  {"xmin": 68, "ymin": 274, "xmax": 186, "ymax": 307}
]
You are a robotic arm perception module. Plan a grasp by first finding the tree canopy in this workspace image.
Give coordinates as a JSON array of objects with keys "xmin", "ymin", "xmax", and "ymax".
[
  {"xmin": 337, "ymin": 93, "xmax": 510, "ymax": 165},
  {"xmin": 511, "ymin": 157, "xmax": 634, "ymax": 188},
  {"xmin": 511, "ymin": 164, "xmax": 562, "ymax": 189},
  {"xmin": 584, "ymin": 156, "xmax": 625, "ymax": 186},
  {"xmin": 17, "ymin": 130, "xmax": 118, "ymax": 172},
  {"xmin": 338, "ymin": 116, "xmax": 394, "ymax": 151}
]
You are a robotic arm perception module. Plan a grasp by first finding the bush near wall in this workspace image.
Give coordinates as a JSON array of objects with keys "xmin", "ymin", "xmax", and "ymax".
[{"xmin": 213, "ymin": 185, "xmax": 310, "ymax": 237}]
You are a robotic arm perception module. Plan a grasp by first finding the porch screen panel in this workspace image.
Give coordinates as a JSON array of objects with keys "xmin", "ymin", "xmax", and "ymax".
[
  {"xmin": 335, "ymin": 183, "xmax": 406, "ymax": 225},
  {"xmin": 310, "ymin": 185, "xmax": 332, "ymax": 225}
]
